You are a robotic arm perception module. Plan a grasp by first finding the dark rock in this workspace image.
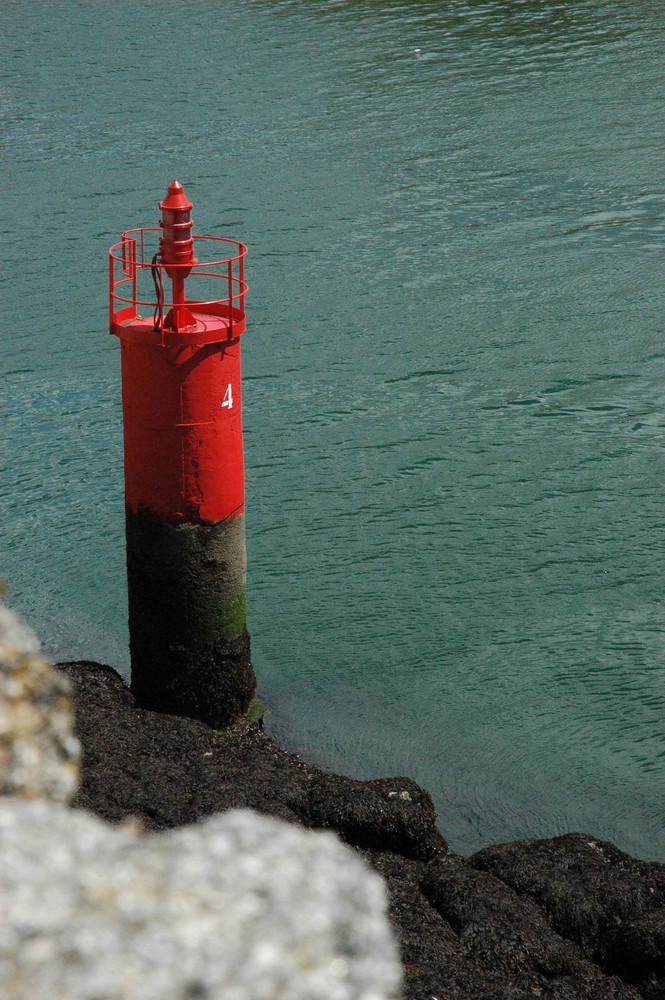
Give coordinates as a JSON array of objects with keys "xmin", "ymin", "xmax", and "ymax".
[
  {"xmin": 362, "ymin": 851, "xmax": 465, "ymax": 1000},
  {"xmin": 55, "ymin": 660, "xmax": 663, "ymax": 1000},
  {"xmin": 471, "ymin": 833, "xmax": 665, "ymax": 993},
  {"xmin": 304, "ymin": 774, "xmax": 448, "ymax": 860},
  {"xmin": 56, "ymin": 660, "xmax": 305, "ymax": 830},
  {"xmin": 606, "ymin": 910, "xmax": 665, "ymax": 991},
  {"xmin": 55, "ymin": 661, "xmax": 444, "ymax": 861},
  {"xmin": 421, "ymin": 854, "xmax": 640, "ymax": 999}
]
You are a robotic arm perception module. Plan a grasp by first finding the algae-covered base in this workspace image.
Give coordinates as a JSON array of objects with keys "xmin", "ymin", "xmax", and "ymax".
[
  {"xmin": 130, "ymin": 629, "xmax": 255, "ymax": 730},
  {"xmin": 125, "ymin": 510, "xmax": 253, "ymax": 728},
  {"xmin": 244, "ymin": 697, "xmax": 265, "ymax": 728},
  {"xmin": 212, "ymin": 697, "xmax": 265, "ymax": 737}
]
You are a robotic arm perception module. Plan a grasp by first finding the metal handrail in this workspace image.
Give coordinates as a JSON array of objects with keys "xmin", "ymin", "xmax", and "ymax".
[{"xmin": 109, "ymin": 229, "xmax": 248, "ymax": 340}]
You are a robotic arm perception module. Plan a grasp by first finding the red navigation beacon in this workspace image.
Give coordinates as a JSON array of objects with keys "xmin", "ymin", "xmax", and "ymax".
[{"xmin": 108, "ymin": 182, "xmax": 254, "ymax": 727}]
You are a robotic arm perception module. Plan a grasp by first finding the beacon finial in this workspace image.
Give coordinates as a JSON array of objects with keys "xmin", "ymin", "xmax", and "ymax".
[{"xmin": 158, "ymin": 179, "xmax": 193, "ymax": 214}]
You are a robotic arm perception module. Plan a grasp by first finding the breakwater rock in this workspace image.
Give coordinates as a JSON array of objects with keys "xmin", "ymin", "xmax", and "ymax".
[{"xmin": 58, "ymin": 658, "xmax": 665, "ymax": 1000}]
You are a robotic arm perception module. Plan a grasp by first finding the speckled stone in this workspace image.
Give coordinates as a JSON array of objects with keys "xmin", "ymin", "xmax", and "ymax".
[
  {"xmin": 0, "ymin": 801, "xmax": 401, "ymax": 1000},
  {"xmin": 0, "ymin": 602, "xmax": 79, "ymax": 802}
]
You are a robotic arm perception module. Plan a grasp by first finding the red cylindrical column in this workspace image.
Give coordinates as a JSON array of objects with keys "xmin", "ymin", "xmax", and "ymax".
[{"xmin": 109, "ymin": 181, "xmax": 254, "ymax": 728}]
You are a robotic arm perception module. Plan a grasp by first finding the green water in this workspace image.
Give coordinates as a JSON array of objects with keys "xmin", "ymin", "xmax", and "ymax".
[{"xmin": 2, "ymin": 0, "xmax": 664, "ymax": 858}]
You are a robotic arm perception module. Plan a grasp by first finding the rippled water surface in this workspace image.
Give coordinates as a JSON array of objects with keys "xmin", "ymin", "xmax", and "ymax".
[{"xmin": 2, "ymin": 0, "xmax": 665, "ymax": 858}]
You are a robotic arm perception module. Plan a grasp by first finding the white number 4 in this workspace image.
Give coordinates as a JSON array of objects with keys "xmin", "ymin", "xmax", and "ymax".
[{"xmin": 221, "ymin": 384, "xmax": 233, "ymax": 410}]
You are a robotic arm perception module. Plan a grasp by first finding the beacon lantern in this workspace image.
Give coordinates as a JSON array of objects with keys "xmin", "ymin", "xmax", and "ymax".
[{"xmin": 109, "ymin": 181, "xmax": 254, "ymax": 727}]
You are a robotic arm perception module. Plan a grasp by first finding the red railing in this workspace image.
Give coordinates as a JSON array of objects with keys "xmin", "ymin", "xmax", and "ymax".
[{"xmin": 109, "ymin": 228, "xmax": 248, "ymax": 345}]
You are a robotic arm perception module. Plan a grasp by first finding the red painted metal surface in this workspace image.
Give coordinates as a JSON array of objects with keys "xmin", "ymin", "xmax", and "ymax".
[{"xmin": 109, "ymin": 182, "xmax": 248, "ymax": 524}]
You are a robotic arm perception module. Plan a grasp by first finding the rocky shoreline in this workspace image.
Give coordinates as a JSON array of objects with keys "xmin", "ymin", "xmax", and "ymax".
[{"xmin": 57, "ymin": 658, "xmax": 664, "ymax": 1000}]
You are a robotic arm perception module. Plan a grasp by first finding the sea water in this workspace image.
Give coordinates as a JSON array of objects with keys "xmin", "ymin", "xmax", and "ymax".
[{"xmin": 2, "ymin": 0, "xmax": 664, "ymax": 858}]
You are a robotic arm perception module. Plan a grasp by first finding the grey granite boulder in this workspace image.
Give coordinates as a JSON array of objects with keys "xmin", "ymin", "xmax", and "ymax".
[
  {"xmin": 0, "ymin": 800, "xmax": 401, "ymax": 1000},
  {"xmin": 0, "ymin": 601, "xmax": 79, "ymax": 802}
]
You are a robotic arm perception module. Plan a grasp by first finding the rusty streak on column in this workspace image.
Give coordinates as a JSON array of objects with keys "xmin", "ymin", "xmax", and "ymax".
[{"xmin": 109, "ymin": 181, "xmax": 255, "ymax": 727}]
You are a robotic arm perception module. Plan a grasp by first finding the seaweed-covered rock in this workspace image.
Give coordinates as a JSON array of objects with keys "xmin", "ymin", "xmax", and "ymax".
[
  {"xmin": 607, "ymin": 909, "xmax": 665, "ymax": 992},
  {"xmin": 57, "ymin": 660, "xmax": 446, "ymax": 861},
  {"xmin": 0, "ymin": 799, "xmax": 401, "ymax": 1000},
  {"xmin": 305, "ymin": 774, "xmax": 447, "ymax": 861},
  {"xmin": 471, "ymin": 833, "xmax": 665, "ymax": 993},
  {"xmin": 0, "ymin": 602, "xmax": 79, "ymax": 802},
  {"xmin": 56, "ymin": 659, "xmax": 664, "ymax": 1000},
  {"xmin": 421, "ymin": 854, "xmax": 641, "ymax": 999}
]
